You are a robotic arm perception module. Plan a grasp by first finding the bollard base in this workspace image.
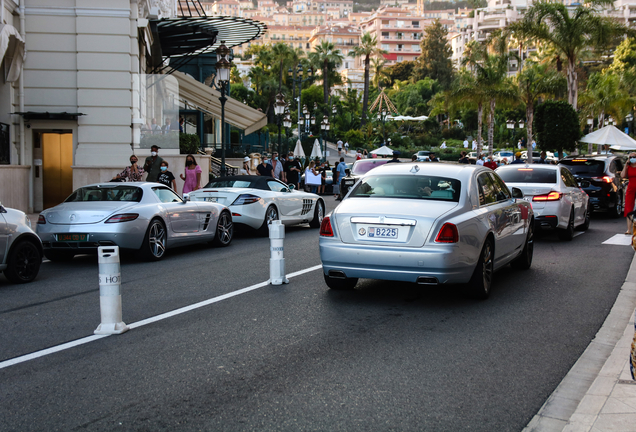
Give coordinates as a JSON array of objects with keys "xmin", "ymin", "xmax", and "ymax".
[
  {"xmin": 94, "ymin": 322, "xmax": 129, "ymax": 335},
  {"xmin": 270, "ymin": 277, "xmax": 290, "ymax": 286}
]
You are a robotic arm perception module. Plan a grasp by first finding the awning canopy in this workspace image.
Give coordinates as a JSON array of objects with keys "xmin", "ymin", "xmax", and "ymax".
[
  {"xmin": 0, "ymin": 24, "xmax": 26, "ymax": 82},
  {"xmin": 155, "ymin": 16, "xmax": 266, "ymax": 57},
  {"xmin": 580, "ymin": 125, "xmax": 636, "ymax": 150},
  {"xmin": 171, "ymin": 71, "xmax": 267, "ymax": 135}
]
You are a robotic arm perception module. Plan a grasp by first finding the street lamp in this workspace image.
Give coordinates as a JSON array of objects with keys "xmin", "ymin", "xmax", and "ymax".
[
  {"xmin": 283, "ymin": 111, "xmax": 292, "ymax": 154},
  {"xmin": 320, "ymin": 117, "xmax": 330, "ymax": 162},
  {"xmin": 215, "ymin": 40, "xmax": 232, "ymax": 178},
  {"xmin": 288, "ymin": 65, "xmax": 313, "ymax": 141},
  {"xmin": 274, "ymin": 93, "xmax": 286, "ymax": 154}
]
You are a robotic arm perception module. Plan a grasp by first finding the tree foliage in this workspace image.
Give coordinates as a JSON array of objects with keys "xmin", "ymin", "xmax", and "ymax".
[
  {"xmin": 413, "ymin": 19, "xmax": 454, "ymax": 89},
  {"xmin": 534, "ymin": 100, "xmax": 580, "ymax": 157}
]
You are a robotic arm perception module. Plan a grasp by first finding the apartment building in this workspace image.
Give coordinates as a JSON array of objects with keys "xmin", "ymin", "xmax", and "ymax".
[
  {"xmin": 359, "ymin": 7, "xmax": 429, "ymax": 65},
  {"xmin": 288, "ymin": 11, "xmax": 326, "ymax": 27},
  {"xmin": 291, "ymin": 0, "xmax": 353, "ymax": 18},
  {"xmin": 206, "ymin": 0, "xmax": 241, "ymax": 16},
  {"xmin": 308, "ymin": 23, "xmax": 361, "ymax": 70}
]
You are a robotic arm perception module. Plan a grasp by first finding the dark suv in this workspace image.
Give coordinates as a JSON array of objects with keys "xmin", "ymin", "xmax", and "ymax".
[{"xmin": 558, "ymin": 155, "xmax": 626, "ymax": 217}]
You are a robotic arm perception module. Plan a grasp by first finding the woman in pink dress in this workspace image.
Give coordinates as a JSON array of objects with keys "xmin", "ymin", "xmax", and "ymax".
[{"xmin": 180, "ymin": 154, "xmax": 202, "ymax": 195}]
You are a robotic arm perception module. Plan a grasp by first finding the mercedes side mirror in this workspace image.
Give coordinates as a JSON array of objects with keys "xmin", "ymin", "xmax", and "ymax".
[{"xmin": 182, "ymin": 194, "xmax": 190, "ymax": 203}]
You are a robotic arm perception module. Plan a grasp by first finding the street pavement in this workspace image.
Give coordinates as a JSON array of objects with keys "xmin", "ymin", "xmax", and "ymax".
[{"xmin": 1, "ymin": 200, "xmax": 636, "ymax": 430}]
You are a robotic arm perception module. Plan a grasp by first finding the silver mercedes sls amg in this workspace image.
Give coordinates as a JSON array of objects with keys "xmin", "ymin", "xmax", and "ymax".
[{"xmin": 36, "ymin": 182, "xmax": 233, "ymax": 261}]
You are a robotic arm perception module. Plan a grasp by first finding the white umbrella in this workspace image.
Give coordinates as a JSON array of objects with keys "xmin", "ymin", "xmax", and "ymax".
[
  {"xmin": 293, "ymin": 139, "xmax": 305, "ymax": 158},
  {"xmin": 371, "ymin": 146, "xmax": 394, "ymax": 156},
  {"xmin": 310, "ymin": 138, "xmax": 323, "ymax": 158},
  {"xmin": 579, "ymin": 125, "xmax": 636, "ymax": 150}
]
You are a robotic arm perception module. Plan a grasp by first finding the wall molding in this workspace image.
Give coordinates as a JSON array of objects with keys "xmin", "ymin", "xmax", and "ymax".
[{"xmin": 24, "ymin": 8, "xmax": 131, "ymax": 18}]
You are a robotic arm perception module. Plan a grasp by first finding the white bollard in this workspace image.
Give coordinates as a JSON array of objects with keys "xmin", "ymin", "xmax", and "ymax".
[
  {"xmin": 269, "ymin": 220, "xmax": 289, "ymax": 285},
  {"xmin": 94, "ymin": 246, "xmax": 129, "ymax": 335}
]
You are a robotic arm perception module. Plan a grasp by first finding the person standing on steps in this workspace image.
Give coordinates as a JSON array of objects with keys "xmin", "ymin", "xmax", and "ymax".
[{"xmin": 143, "ymin": 145, "xmax": 164, "ymax": 182}]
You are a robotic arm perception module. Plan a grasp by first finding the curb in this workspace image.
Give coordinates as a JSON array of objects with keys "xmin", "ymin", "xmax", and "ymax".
[{"xmin": 523, "ymin": 252, "xmax": 636, "ymax": 431}]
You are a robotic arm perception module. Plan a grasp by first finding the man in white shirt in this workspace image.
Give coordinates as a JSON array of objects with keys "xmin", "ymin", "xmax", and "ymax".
[
  {"xmin": 337, "ymin": 139, "xmax": 343, "ymax": 156},
  {"xmin": 463, "ymin": 139, "xmax": 468, "ymax": 148},
  {"xmin": 440, "ymin": 141, "xmax": 447, "ymax": 149},
  {"xmin": 472, "ymin": 140, "xmax": 477, "ymax": 151},
  {"xmin": 344, "ymin": 141, "xmax": 349, "ymax": 154},
  {"xmin": 476, "ymin": 154, "xmax": 485, "ymax": 166}
]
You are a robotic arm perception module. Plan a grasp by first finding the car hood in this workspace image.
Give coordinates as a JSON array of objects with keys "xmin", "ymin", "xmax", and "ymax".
[
  {"xmin": 333, "ymin": 197, "xmax": 458, "ymax": 247},
  {"xmin": 42, "ymin": 202, "xmax": 137, "ymax": 225}
]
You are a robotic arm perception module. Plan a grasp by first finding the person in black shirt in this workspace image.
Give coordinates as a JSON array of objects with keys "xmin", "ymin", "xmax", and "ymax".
[
  {"xmin": 284, "ymin": 153, "xmax": 302, "ymax": 189},
  {"xmin": 428, "ymin": 152, "xmax": 440, "ymax": 162},
  {"xmin": 458, "ymin": 151, "xmax": 470, "ymax": 164},
  {"xmin": 257, "ymin": 158, "xmax": 274, "ymax": 177},
  {"xmin": 386, "ymin": 151, "xmax": 401, "ymax": 163},
  {"xmin": 156, "ymin": 161, "xmax": 176, "ymax": 191}
]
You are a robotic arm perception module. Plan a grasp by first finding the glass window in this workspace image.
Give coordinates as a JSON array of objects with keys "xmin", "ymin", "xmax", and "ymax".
[
  {"xmin": 561, "ymin": 168, "xmax": 578, "ymax": 188},
  {"xmin": 152, "ymin": 187, "xmax": 183, "ymax": 203},
  {"xmin": 497, "ymin": 168, "xmax": 557, "ymax": 184},
  {"xmin": 559, "ymin": 159, "xmax": 604, "ymax": 176},
  {"xmin": 65, "ymin": 186, "xmax": 143, "ymax": 202},
  {"xmin": 349, "ymin": 175, "xmax": 461, "ymax": 202},
  {"xmin": 489, "ymin": 172, "xmax": 511, "ymax": 201},
  {"xmin": 477, "ymin": 173, "xmax": 497, "ymax": 205},
  {"xmin": 267, "ymin": 180, "xmax": 288, "ymax": 192}
]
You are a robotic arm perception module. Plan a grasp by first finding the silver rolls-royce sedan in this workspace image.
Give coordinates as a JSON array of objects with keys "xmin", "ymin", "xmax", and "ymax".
[
  {"xmin": 36, "ymin": 182, "xmax": 233, "ymax": 262},
  {"xmin": 319, "ymin": 163, "xmax": 534, "ymax": 299}
]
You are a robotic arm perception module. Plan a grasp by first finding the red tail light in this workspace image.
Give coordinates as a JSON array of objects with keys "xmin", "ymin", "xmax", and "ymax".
[
  {"xmin": 37, "ymin": 215, "xmax": 46, "ymax": 224},
  {"xmin": 592, "ymin": 176, "xmax": 612, "ymax": 183},
  {"xmin": 435, "ymin": 223, "xmax": 458, "ymax": 243},
  {"xmin": 320, "ymin": 216, "xmax": 334, "ymax": 237},
  {"xmin": 105, "ymin": 213, "xmax": 139, "ymax": 223},
  {"xmin": 533, "ymin": 191, "xmax": 562, "ymax": 201}
]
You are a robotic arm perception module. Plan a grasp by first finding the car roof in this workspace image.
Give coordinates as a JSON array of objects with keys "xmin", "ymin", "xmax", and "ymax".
[
  {"xmin": 497, "ymin": 164, "xmax": 558, "ymax": 171},
  {"xmin": 367, "ymin": 161, "xmax": 490, "ymax": 181},
  {"xmin": 204, "ymin": 175, "xmax": 281, "ymax": 191}
]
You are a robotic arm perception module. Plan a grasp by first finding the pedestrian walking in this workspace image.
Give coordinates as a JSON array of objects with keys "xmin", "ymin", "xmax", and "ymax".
[
  {"xmin": 332, "ymin": 161, "xmax": 341, "ymax": 198},
  {"xmin": 270, "ymin": 152, "xmax": 284, "ymax": 180},
  {"xmin": 463, "ymin": 139, "xmax": 469, "ymax": 149},
  {"xmin": 179, "ymin": 154, "xmax": 202, "ymax": 195},
  {"xmin": 318, "ymin": 162, "xmax": 327, "ymax": 195},
  {"xmin": 472, "ymin": 140, "xmax": 477, "ymax": 151},
  {"xmin": 143, "ymin": 145, "xmax": 164, "ymax": 182},
  {"xmin": 257, "ymin": 157, "xmax": 274, "ymax": 177},
  {"xmin": 386, "ymin": 151, "xmax": 401, "ymax": 163},
  {"xmin": 305, "ymin": 160, "xmax": 320, "ymax": 193},
  {"xmin": 240, "ymin": 156, "xmax": 252, "ymax": 175},
  {"xmin": 112, "ymin": 155, "xmax": 144, "ymax": 182},
  {"xmin": 156, "ymin": 160, "xmax": 176, "ymax": 191},
  {"xmin": 337, "ymin": 138, "xmax": 343, "ymax": 157},
  {"xmin": 476, "ymin": 154, "xmax": 485, "ymax": 166},
  {"xmin": 344, "ymin": 141, "xmax": 349, "ymax": 154},
  {"xmin": 440, "ymin": 141, "xmax": 447, "ymax": 149},
  {"xmin": 621, "ymin": 152, "xmax": 636, "ymax": 235},
  {"xmin": 336, "ymin": 156, "xmax": 347, "ymax": 200},
  {"xmin": 362, "ymin": 149, "xmax": 368, "ymax": 159},
  {"xmin": 284, "ymin": 152, "xmax": 302, "ymax": 190},
  {"xmin": 356, "ymin": 150, "xmax": 362, "ymax": 160}
]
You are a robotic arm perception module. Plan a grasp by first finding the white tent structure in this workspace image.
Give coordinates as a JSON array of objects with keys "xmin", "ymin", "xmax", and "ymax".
[
  {"xmin": 371, "ymin": 146, "xmax": 394, "ymax": 156},
  {"xmin": 579, "ymin": 125, "xmax": 636, "ymax": 151},
  {"xmin": 387, "ymin": 115, "xmax": 429, "ymax": 121},
  {"xmin": 310, "ymin": 139, "xmax": 323, "ymax": 158},
  {"xmin": 293, "ymin": 139, "xmax": 306, "ymax": 158}
]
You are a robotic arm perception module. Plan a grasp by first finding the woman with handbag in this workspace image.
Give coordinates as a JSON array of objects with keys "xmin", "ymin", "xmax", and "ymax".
[{"xmin": 621, "ymin": 152, "xmax": 636, "ymax": 235}]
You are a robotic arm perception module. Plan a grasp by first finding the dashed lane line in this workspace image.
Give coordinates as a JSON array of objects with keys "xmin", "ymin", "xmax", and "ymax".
[{"xmin": 0, "ymin": 264, "xmax": 323, "ymax": 370}]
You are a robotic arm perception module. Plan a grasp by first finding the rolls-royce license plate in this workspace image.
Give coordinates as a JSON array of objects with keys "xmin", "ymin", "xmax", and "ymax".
[
  {"xmin": 368, "ymin": 227, "xmax": 398, "ymax": 238},
  {"xmin": 204, "ymin": 197, "xmax": 218, "ymax": 202}
]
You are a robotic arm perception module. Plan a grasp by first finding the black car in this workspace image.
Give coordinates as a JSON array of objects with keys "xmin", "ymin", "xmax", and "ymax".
[
  {"xmin": 558, "ymin": 155, "xmax": 626, "ymax": 217},
  {"xmin": 339, "ymin": 159, "xmax": 390, "ymax": 199}
]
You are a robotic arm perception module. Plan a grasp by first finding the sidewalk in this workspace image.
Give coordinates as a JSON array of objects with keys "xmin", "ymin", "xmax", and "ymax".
[{"xmin": 524, "ymin": 253, "xmax": 636, "ymax": 431}]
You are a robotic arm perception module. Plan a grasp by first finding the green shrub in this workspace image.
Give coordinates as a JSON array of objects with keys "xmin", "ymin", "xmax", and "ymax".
[{"xmin": 179, "ymin": 133, "xmax": 200, "ymax": 154}]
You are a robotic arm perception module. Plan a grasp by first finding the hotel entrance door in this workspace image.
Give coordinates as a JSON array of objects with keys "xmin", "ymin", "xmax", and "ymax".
[{"xmin": 42, "ymin": 133, "xmax": 73, "ymax": 209}]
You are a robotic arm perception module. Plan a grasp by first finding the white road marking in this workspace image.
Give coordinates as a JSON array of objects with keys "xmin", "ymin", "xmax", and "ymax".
[
  {"xmin": 602, "ymin": 234, "xmax": 634, "ymax": 246},
  {"xmin": 0, "ymin": 264, "xmax": 323, "ymax": 370}
]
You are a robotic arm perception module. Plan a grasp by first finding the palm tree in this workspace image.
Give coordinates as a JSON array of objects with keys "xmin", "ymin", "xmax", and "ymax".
[
  {"xmin": 350, "ymin": 32, "xmax": 387, "ymax": 128},
  {"xmin": 309, "ymin": 41, "xmax": 344, "ymax": 105},
  {"xmin": 371, "ymin": 57, "xmax": 389, "ymax": 88},
  {"xmin": 579, "ymin": 72, "xmax": 632, "ymax": 153},
  {"xmin": 509, "ymin": 0, "xmax": 627, "ymax": 110},
  {"xmin": 451, "ymin": 71, "xmax": 488, "ymax": 156},
  {"xmin": 516, "ymin": 62, "xmax": 566, "ymax": 157},
  {"xmin": 269, "ymin": 43, "xmax": 296, "ymax": 92},
  {"xmin": 461, "ymin": 36, "xmax": 517, "ymax": 156}
]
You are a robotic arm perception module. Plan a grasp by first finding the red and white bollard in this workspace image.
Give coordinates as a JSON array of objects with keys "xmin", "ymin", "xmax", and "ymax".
[
  {"xmin": 94, "ymin": 246, "xmax": 129, "ymax": 335},
  {"xmin": 269, "ymin": 220, "xmax": 289, "ymax": 285}
]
